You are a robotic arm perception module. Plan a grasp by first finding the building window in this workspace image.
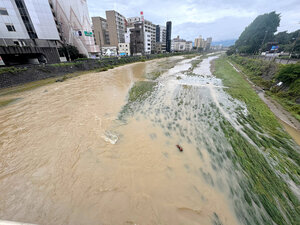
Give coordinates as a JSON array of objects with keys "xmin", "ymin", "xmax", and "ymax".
[
  {"xmin": 6, "ymin": 24, "xmax": 16, "ymax": 32},
  {"xmin": 0, "ymin": 8, "xmax": 9, "ymax": 15},
  {"xmin": 13, "ymin": 41, "xmax": 20, "ymax": 46}
]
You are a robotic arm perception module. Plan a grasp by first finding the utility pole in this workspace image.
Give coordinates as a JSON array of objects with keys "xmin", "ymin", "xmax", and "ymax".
[
  {"xmin": 259, "ymin": 30, "xmax": 268, "ymax": 55},
  {"xmin": 289, "ymin": 31, "xmax": 300, "ymax": 59},
  {"xmin": 98, "ymin": 31, "xmax": 103, "ymax": 57}
]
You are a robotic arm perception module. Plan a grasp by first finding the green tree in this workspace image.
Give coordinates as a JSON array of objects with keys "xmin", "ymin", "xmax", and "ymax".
[
  {"xmin": 58, "ymin": 45, "xmax": 87, "ymax": 61},
  {"xmin": 274, "ymin": 30, "xmax": 300, "ymax": 54},
  {"xmin": 276, "ymin": 63, "xmax": 300, "ymax": 84},
  {"xmin": 234, "ymin": 12, "xmax": 280, "ymax": 54}
]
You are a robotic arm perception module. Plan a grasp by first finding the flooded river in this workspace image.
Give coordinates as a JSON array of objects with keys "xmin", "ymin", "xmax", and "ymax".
[{"xmin": 0, "ymin": 56, "xmax": 299, "ymax": 225}]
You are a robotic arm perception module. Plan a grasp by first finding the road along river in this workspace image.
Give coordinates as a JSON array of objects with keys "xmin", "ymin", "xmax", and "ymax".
[{"xmin": 0, "ymin": 55, "xmax": 299, "ymax": 225}]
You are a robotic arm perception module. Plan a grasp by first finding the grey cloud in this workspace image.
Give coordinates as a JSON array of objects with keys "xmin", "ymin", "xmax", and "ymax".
[{"xmin": 87, "ymin": 0, "xmax": 300, "ymax": 41}]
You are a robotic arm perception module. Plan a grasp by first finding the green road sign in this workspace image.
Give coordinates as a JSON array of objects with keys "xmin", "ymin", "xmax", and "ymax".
[{"xmin": 84, "ymin": 31, "xmax": 93, "ymax": 37}]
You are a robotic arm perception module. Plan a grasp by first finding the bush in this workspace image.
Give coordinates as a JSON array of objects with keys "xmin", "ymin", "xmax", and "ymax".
[
  {"xmin": 276, "ymin": 63, "xmax": 300, "ymax": 84},
  {"xmin": 0, "ymin": 67, "xmax": 27, "ymax": 74}
]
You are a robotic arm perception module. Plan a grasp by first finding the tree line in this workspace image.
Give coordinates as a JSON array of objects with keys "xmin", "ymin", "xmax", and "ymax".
[{"xmin": 227, "ymin": 12, "xmax": 300, "ymax": 57}]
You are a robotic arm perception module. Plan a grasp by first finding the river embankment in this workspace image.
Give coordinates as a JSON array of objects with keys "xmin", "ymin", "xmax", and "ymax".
[{"xmin": 0, "ymin": 53, "xmax": 191, "ymax": 89}]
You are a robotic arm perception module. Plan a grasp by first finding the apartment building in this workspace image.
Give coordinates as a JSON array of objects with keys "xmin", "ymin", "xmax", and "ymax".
[
  {"xmin": 206, "ymin": 37, "xmax": 212, "ymax": 50},
  {"xmin": 194, "ymin": 35, "xmax": 205, "ymax": 48},
  {"xmin": 92, "ymin": 16, "xmax": 110, "ymax": 49},
  {"xmin": 155, "ymin": 25, "xmax": 166, "ymax": 53},
  {"xmin": 127, "ymin": 16, "xmax": 156, "ymax": 54},
  {"xmin": 185, "ymin": 41, "xmax": 193, "ymax": 51},
  {"xmin": 130, "ymin": 22, "xmax": 144, "ymax": 55},
  {"xmin": 194, "ymin": 35, "xmax": 212, "ymax": 50},
  {"xmin": 118, "ymin": 43, "xmax": 130, "ymax": 56},
  {"xmin": 171, "ymin": 36, "xmax": 192, "ymax": 52},
  {"xmin": 106, "ymin": 10, "xmax": 126, "ymax": 47},
  {"xmin": 144, "ymin": 20, "xmax": 156, "ymax": 54},
  {"xmin": 155, "ymin": 42, "xmax": 166, "ymax": 54},
  {"xmin": 0, "ymin": 0, "xmax": 61, "ymax": 65},
  {"xmin": 156, "ymin": 25, "xmax": 166, "ymax": 43},
  {"xmin": 49, "ymin": 0, "xmax": 99, "ymax": 58}
]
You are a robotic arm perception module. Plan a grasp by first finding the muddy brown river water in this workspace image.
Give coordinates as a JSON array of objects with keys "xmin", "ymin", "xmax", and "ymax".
[{"xmin": 0, "ymin": 56, "xmax": 299, "ymax": 225}]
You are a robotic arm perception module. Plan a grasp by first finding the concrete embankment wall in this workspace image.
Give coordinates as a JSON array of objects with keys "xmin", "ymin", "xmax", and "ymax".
[
  {"xmin": 247, "ymin": 55, "xmax": 299, "ymax": 65},
  {"xmin": 0, "ymin": 54, "xmax": 184, "ymax": 89}
]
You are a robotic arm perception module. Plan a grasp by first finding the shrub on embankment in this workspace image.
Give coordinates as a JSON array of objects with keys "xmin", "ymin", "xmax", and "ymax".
[
  {"xmin": 0, "ymin": 53, "xmax": 190, "ymax": 89},
  {"xmin": 229, "ymin": 55, "xmax": 300, "ymax": 121}
]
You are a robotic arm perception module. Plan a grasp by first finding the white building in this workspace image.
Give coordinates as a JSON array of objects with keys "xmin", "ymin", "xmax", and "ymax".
[
  {"xmin": 144, "ymin": 31, "xmax": 151, "ymax": 54},
  {"xmin": 171, "ymin": 35, "xmax": 193, "ymax": 52},
  {"xmin": 185, "ymin": 41, "xmax": 193, "ymax": 51},
  {"xmin": 0, "ymin": 0, "xmax": 61, "ymax": 64},
  {"xmin": 144, "ymin": 20, "xmax": 156, "ymax": 53},
  {"xmin": 127, "ymin": 16, "xmax": 156, "ymax": 54},
  {"xmin": 155, "ymin": 25, "xmax": 166, "ymax": 53},
  {"xmin": 118, "ymin": 43, "xmax": 130, "ymax": 56},
  {"xmin": 49, "ymin": 0, "xmax": 99, "ymax": 58},
  {"xmin": 124, "ymin": 27, "xmax": 131, "ymax": 44},
  {"xmin": 101, "ymin": 46, "xmax": 117, "ymax": 56}
]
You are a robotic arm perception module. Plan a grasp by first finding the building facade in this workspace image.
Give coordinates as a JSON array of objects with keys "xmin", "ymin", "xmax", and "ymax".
[
  {"xmin": 194, "ymin": 35, "xmax": 212, "ymax": 50},
  {"xmin": 155, "ymin": 25, "xmax": 166, "ymax": 53},
  {"xmin": 92, "ymin": 16, "xmax": 110, "ymax": 50},
  {"xmin": 127, "ymin": 16, "xmax": 156, "ymax": 54},
  {"xmin": 166, "ymin": 21, "xmax": 172, "ymax": 52},
  {"xmin": 144, "ymin": 20, "xmax": 156, "ymax": 54},
  {"xmin": 130, "ymin": 22, "xmax": 144, "ymax": 55},
  {"xmin": 118, "ymin": 43, "xmax": 130, "ymax": 56},
  {"xmin": 155, "ymin": 42, "xmax": 166, "ymax": 53},
  {"xmin": 0, "ymin": 0, "xmax": 61, "ymax": 65},
  {"xmin": 106, "ymin": 10, "xmax": 126, "ymax": 47},
  {"xmin": 171, "ymin": 36, "xmax": 193, "ymax": 52},
  {"xmin": 185, "ymin": 41, "xmax": 193, "ymax": 51},
  {"xmin": 49, "ymin": 0, "xmax": 99, "ymax": 58},
  {"xmin": 156, "ymin": 25, "xmax": 166, "ymax": 43}
]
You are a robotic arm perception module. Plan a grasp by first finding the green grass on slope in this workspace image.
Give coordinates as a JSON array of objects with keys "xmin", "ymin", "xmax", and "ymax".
[
  {"xmin": 128, "ymin": 81, "xmax": 157, "ymax": 102},
  {"xmin": 214, "ymin": 56, "xmax": 300, "ymax": 225},
  {"xmin": 228, "ymin": 56, "xmax": 300, "ymax": 122}
]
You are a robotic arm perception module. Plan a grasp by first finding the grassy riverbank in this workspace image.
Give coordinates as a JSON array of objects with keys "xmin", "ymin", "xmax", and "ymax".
[
  {"xmin": 213, "ymin": 56, "xmax": 300, "ymax": 225},
  {"xmin": 228, "ymin": 55, "xmax": 300, "ymax": 122}
]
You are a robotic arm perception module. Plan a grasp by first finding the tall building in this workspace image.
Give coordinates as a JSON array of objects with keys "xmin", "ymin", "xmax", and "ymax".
[
  {"xmin": 49, "ymin": 0, "xmax": 99, "ymax": 58},
  {"xmin": 155, "ymin": 25, "xmax": 166, "ymax": 53},
  {"xmin": 156, "ymin": 25, "xmax": 166, "ymax": 43},
  {"xmin": 194, "ymin": 36, "xmax": 205, "ymax": 48},
  {"xmin": 106, "ymin": 10, "xmax": 126, "ymax": 47},
  {"xmin": 144, "ymin": 20, "xmax": 156, "ymax": 54},
  {"xmin": 0, "ymin": 0, "xmax": 61, "ymax": 65},
  {"xmin": 130, "ymin": 22, "xmax": 144, "ymax": 55},
  {"xmin": 206, "ymin": 37, "xmax": 212, "ymax": 50},
  {"xmin": 92, "ymin": 16, "xmax": 110, "ymax": 49},
  {"xmin": 194, "ymin": 35, "xmax": 212, "ymax": 50},
  {"xmin": 166, "ymin": 21, "xmax": 172, "ymax": 52},
  {"xmin": 127, "ymin": 16, "xmax": 156, "ymax": 54}
]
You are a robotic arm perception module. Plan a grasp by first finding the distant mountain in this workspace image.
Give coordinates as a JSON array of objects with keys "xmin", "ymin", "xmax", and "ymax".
[{"xmin": 211, "ymin": 39, "xmax": 236, "ymax": 47}]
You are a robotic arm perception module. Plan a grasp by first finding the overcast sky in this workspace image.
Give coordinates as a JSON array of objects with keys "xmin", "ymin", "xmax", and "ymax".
[{"xmin": 87, "ymin": 0, "xmax": 300, "ymax": 42}]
